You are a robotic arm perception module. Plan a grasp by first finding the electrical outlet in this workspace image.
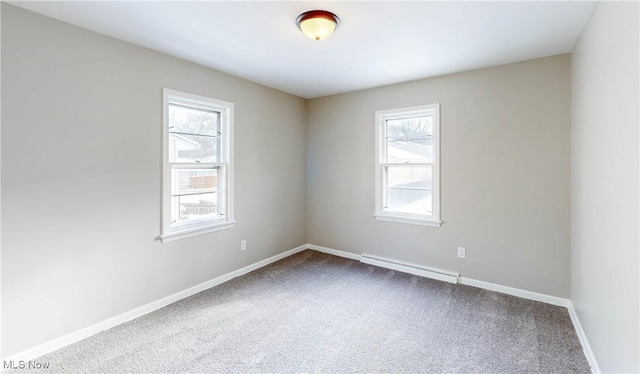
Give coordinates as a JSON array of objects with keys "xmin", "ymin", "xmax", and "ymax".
[
  {"xmin": 457, "ymin": 247, "xmax": 466, "ymax": 259},
  {"xmin": 241, "ymin": 240, "xmax": 247, "ymax": 251}
]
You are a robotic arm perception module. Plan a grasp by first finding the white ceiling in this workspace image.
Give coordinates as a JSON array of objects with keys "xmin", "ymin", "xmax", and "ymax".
[{"xmin": 11, "ymin": 1, "xmax": 597, "ymax": 99}]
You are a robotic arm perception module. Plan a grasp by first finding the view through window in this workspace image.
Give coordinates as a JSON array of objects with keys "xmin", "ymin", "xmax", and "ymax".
[{"xmin": 375, "ymin": 104, "xmax": 441, "ymax": 226}]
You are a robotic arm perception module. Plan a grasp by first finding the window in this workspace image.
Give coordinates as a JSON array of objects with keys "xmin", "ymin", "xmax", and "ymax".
[
  {"xmin": 374, "ymin": 104, "xmax": 441, "ymax": 227},
  {"xmin": 161, "ymin": 89, "xmax": 234, "ymax": 242}
]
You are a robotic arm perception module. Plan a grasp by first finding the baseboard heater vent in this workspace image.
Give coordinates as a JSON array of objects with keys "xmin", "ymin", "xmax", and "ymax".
[{"xmin": 360, "ymin": 254, "xmax": 459, "ymax": 284}]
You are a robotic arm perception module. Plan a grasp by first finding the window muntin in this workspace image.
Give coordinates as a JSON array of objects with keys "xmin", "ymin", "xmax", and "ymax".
[
  {"xmin": 162, "ymin": 89, "xmax": 234, "ymax": 242},
  {"xmin": 375, "ymin": 104, "xmax": 441, "ymax": 226}
]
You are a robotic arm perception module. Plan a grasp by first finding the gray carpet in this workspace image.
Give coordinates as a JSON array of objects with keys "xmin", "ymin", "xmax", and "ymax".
[{"xmin": 15, "ymin": 250, "xmax": 591, "ymax": 373}]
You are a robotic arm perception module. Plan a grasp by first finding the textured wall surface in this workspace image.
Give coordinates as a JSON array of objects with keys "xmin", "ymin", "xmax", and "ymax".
[{"xmin": 571, "ymin": 2, "xmax": 639, "ymax": 372}]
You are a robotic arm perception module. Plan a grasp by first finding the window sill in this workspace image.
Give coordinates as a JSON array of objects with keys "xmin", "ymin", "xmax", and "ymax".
[
  {"xmin": 160, "ymin": 220, "xmax": 236, "ymax": 243},
  {"xmin": 374, "ymin": 214, "xmax": 441, "ymax": 227}
]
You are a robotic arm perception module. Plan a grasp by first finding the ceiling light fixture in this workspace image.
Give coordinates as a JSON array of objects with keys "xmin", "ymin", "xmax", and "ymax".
[{"xmin": 296, "ymin": 10, "xmax": 340, "ymax": 41}]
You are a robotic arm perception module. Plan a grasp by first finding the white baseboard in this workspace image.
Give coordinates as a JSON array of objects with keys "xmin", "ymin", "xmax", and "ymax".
[
  {"xmin": 458, "ymin": 277, "xmax": 571, "ymax": 308},
  {"xmin": 307, "ymin": 244, "xmax": 570, "ymax": 306},
  {"xmin": 361, "ymin": 253, "xmax": 459, "ymax": 284},
  {"xmin": 567, "ymin": 303, "xmax": 600, "ymax": 373},
  {"xmin": 4, "ymin": 242, "xmax": 594, "ymax": 372},
  {"xmin": 310, "ymin": 245, "xmax": 596, "ymax": 372},
  {"xmin": 3, "ymin": 244, "xmax": 308, "ymax": 362},
  {"xmin": 306, "ymin": 244, "xmax": 361, "ymax": 260}
]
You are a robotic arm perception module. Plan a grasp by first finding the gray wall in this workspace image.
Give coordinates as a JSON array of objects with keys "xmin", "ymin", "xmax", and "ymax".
[
  {"xmin": 571, "ymin": 2, "xmax": 639, "ymax": 372},
  {"xmin": 307, "ymin": 55, "xmax": 572, "ymax": 298},
  {"xmin": 1, "ymin": 4, "xmax": 307, "ymax": 357}
]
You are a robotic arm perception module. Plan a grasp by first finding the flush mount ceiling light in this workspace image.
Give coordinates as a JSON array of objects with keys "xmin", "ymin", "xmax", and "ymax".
[{"xmin": 296, "ymin": 10, "xmax": 340, "ymax": 41}]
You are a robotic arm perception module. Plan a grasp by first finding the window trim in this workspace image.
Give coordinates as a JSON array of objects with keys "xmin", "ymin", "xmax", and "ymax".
[
  {"xmin": 160, "ymin": 88, "xmax": 234, "ymax": 242},
  {"xmin": 374, "ymin": 103, "xmax": 441, "ymax": 227}
]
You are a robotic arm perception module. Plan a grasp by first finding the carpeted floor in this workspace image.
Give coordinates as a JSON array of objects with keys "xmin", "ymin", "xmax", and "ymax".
[{"xmin": 15, "ymin": 250, "xmax": 591, "ymax": 373}]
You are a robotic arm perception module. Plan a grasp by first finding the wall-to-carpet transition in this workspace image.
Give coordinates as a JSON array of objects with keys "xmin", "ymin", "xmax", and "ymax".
[{"xmin": 14, "ymin": 250, "xmax": 590, "ymax": 373}]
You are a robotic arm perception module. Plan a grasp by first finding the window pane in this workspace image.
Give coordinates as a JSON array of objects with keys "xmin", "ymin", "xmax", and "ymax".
[
  {"xmin": 170, "ymin": 168, "xmax": 219, "ymax": 225},
  {"xmin": 169, "ymin": 103, "xmax": 219, "ymax": 136},
  {"xmin": 169, "ymin": 133, "xmax": 219, "ymax": 163},
  {"xmin": 171, "ymin": 192, "xmax": 218, "ymax": 226},
  {"xmin": 171, "ymin": 168, "xmax": 218, "ymax": 196},
  {"xmin": 385, "ymin": 166, "xmax": 432, "ymax": 215},
  {"xmin": 385, "ymin": 189, "xmax": 432, "ymax": 215},
  {"xmin": 386, "ymin": 116, "xmax": 433, "ymax": 163},
  {"xmin": 168, "ymin": 103, "xmax": 220, "ymax": 163}
]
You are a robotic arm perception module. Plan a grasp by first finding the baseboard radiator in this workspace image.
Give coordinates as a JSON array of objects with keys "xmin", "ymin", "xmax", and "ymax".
[{"xmin": 360, "ymin": 254, "xmax": 459, "ymax": 284}]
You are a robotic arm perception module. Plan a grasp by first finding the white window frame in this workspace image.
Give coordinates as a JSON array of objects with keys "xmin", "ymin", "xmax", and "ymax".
[
  {"xmin": 374, "ymin": 103, "xmax": 441, "ymax": 227},
  {"xmin": 160, "ymin": 88, "xmax": 235, "ymax": 242}
]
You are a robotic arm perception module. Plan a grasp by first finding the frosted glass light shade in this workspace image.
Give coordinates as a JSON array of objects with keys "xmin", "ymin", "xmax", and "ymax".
[{"xmin": 296, "ymin": 10, "xmax": 340, "ymax": 41}]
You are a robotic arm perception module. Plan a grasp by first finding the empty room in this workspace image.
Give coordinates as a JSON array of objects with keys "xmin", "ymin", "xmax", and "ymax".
[{"xmin": 1, "ymin": 1, "xmax": 638, "ymax": 373}]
